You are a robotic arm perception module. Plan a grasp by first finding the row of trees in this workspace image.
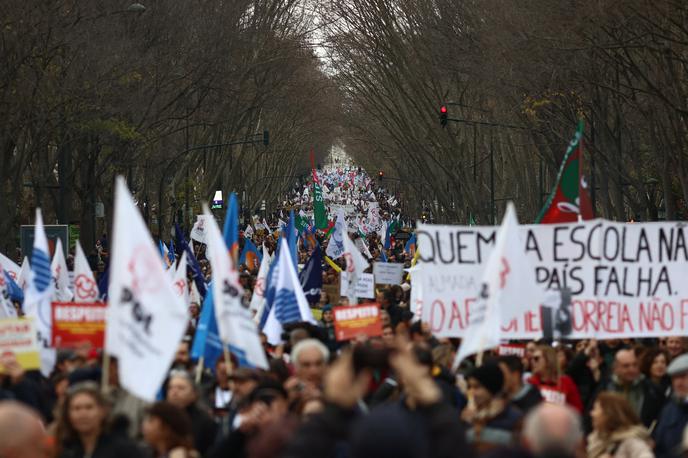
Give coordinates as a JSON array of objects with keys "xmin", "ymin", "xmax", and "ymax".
[
  {"xmin": 1, "ymin": 0, "xmax": 340, "ymax": 253},
  {"xmin": 322, "ymin": 0, "xmax": 688, "ymax": 224}
]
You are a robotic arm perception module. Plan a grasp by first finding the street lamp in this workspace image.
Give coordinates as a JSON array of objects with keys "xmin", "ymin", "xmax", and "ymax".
[{"xmin": 126, "ymin": 3, "xmax": 146, "ymax": 13}]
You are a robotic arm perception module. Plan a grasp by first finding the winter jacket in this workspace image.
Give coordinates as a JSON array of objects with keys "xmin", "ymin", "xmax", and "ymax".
[
  {"xmin": 510, "ymin": 383, "xmax": 542, "ymax": 414},
  {"xmin": 566, "ymin": 351, "xmax": 607, "ymax": 409},
  {"xmin": 284, "ymin": 400, "xmax": 472, "ymax": 458},
  {"xmin": 186, "ymin": 403, "xmax": 219, "ymax": 457},
  {"xmin": 587, "ymin": 425, "xmax": 654, "ymax": 458},
  {"xmin": 528, "ymin": 374, "xmax": 583, "ymax": 412},
  {"xmin": 597, "ymin": 375, "xmax": 665, "ymax": 428},
  {"xmin": 58, "ymin": 433, "xmax": 146, "ymax": 458},
  {"xmin": 465, "ymin": 401, "xmax": 523, "ymax": 453},
  {"xmin": 652, "ymin": 397, "xmax": 688, "ymax": 458}
]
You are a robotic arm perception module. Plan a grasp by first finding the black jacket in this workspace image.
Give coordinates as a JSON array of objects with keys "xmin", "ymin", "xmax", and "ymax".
[
  {"xmin": 187, "ymin": 403, "xmax": 219, "ymax": 457},
  {"xmin": 59, "ymin": 433, "xmax": 145, "ymax": 458},
  {"xmin": 283, "ymin": 401, "xmax": 472, "ymax": 458},
  {"xmin": 511, "ymin": 384, "xmax": 542, "ymax": 414}
]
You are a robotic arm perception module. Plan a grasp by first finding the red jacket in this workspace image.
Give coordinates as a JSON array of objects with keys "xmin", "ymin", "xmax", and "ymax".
[{"xmin": 528, "ymin": 374, "xmax": 583, "ymax": 412}]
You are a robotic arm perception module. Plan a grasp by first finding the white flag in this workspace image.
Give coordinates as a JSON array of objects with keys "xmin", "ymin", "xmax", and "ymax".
[
  {"xmin": 172, "ymin": 251, "xmax": 189, "ymax": 306},
  {"xmin": 325, "ymin": 209, "xmax": 347, "ymax": 260},
  {"xmin": 244, "ymin": 225, "xmax": 254, "ymax": 239},
  {"xmin": 190, "ymin": 215, "xmax": 209, "ymax": 245},
  {"xmin": 107, "ymin": 177, "xmax": 189, "ymax": 401},
  {"xmin": 249, "ymin": 245, "xmax": 272, "ymax": 323},
  {"xmin": 263, "ymin": 239, "xmax": 315, "ymax": 345},
  {"xmin": 0, "ymin": 252, "xmax": 20, "ymax": 282},
  {"xmin": 204, "ymin": 205, "xmax": 268, "ymax": 370},
  {"xmin": 343, "ymin": 233, "xmax": 370, "ymax": 304},
  {"xmin": 452, "ymin": 202, "xmax": 545, "ymax": 370},
  {"xmin": 23, "ymin": 209, "xmax": 56, "ymax": 376},
  {"xmin": 73, "ymin": 241, "xmax": 99, "ymax": 303},
  {"xmin": 51, "ymin": 239, "xmax": 73, "ymax": 302},
  {"xmin": 17, "ymin": 257, "xmax": 30, "ymax": 291}
]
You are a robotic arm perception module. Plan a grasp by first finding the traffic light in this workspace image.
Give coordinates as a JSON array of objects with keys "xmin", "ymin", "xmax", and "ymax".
[
  {"xmin": 378, "ymin": 170, "xmax": 384, "ymax": 180},
  {"xmin": 439, "ymin": 105, "xmax": 448, "ymax": 127},
  {"xmin": 263, "ymin": 129, "xmax": 269, "ymax": 146}
]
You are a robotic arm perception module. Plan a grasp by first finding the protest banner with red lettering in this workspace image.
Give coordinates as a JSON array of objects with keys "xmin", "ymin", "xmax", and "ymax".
[
  {"xmin": 0, "ymin": 318, "xmax": 40, "ymax": 371},
  {"xmin": 51, "ymin": 302, "xmax": 107, "ymax": 348},
  {"xmin": 418, "ymin": 220, "xmax": 688, "ymax": 339},
  {"xmin": 333, "ymin": 303, "xmax": 383, "ymax": 341}
]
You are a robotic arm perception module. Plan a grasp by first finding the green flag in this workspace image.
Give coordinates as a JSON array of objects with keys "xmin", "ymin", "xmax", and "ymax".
[{"xmin": 313, "ymin": 181, "xmax": 328, "ymax": 229}]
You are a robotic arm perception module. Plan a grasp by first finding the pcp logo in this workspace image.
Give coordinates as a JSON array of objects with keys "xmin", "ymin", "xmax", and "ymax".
[{"xmin": 74, "ymin": 274, "xmax": 98, "ymax": 301}]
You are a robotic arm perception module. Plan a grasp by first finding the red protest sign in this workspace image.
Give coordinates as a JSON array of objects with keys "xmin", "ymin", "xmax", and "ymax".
[
  {"xmin": 333, "ymin": 303, "xmax": 383, "ymax": 341},
  {"xmin": 498, "ymin": 343, "xmax": 526, "ymax": 358},
  {"xmin": 51, "ymin": 302, "xmax": 107, "ymax": 349}
]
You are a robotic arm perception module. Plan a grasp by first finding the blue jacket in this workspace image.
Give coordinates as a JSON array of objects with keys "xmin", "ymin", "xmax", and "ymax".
[{"xmin": 653, "ymin": 398, "xmax": 688, "ymax": 458}]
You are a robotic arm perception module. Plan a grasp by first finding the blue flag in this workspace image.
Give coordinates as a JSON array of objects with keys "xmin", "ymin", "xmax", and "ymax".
[
  {"xmin": 239, "ymin": 238, "xmax": 262, "ymax": 270},
  {"xmin": 3, "ymin": 270, "xmax": 23, "ymax": 304},
  {"xmin": 259, "ymin": 244, "xmax": 281, "ymax": 329},
  {"xmin": 404, "ymin": 233, "xmax": 417, "ymax": 255},
  {"xmin": 380, "ymin": 249, "xmax": 388, "ymax": 263},
  {"xmin": 223, "ymin": 193, "xmax": 239, "ymax": 261},
  {"xmin": 287, "ymin": 210, "xmax": 297, "ymax": 271},
  {"xmin": 299, "ymin": 245, "xmax": 323, "ymax": 305},
  {"xmin": 168, "ymin": 239, "xmax": 176, "ymax": 264},
  {"xmin": 190, "ymin": 288, "xmax": 223, "ymax": 366},
  {"xmin": 97, "ymin": 266, "xmax": 109, "ymax": 301}
]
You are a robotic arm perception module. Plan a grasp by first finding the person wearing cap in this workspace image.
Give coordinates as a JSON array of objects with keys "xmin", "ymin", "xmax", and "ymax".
[
  {"xmin": 461, "ymin": 361, "xmax": 523, "ymax": 453},
  {"xmin": 653, "ymin": 353, "xmax": 688, "ymax": 458},
  {"xmin": 221, "ymin": 367, "xmax": 260, "ymax": 433}
]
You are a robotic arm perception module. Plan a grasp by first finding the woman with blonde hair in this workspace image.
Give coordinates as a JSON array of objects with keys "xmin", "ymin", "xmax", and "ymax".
[
  {"xmin": 587, "ymin": 392, "xmax": 653, "ymax": 458},
  {"xmin": 528, "ymin": 345, "xmax": 583, "ymax": 412}
]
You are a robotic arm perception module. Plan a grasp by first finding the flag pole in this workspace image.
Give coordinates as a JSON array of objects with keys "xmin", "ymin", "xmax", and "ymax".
[
  {"xmin": 101, "ymin": 353, "xmax": 110, "ymax": 394},
  {"xmin": 195, "ymin": 356, "xmax": 205, "ymax": 384},
  {"xmin": 223, "ymin": 347, "xmax": 233, "ymax": 377}
]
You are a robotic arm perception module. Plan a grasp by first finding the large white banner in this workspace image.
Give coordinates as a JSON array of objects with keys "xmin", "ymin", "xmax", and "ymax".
[{"xmin": 418, "ymin": 219, "xmax": 688, "ymax": 339}]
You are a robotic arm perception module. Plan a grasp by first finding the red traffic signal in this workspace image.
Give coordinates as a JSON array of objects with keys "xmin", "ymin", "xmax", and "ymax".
[
  {"xmin": 378, "ymin": 170, "xmax": 384, "ymax": 180},
  {"xmin": 439, "ymin": 105, "xmax": 448, "ymax": 127}
]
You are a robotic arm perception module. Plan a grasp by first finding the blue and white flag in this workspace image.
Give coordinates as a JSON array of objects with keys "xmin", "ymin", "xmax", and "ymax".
[
  {"xmin": 51, "ymin": 238, "xmax": 73, "ymax": 302},
  {"xmin": 262, "ymin": 238, "xmax": 315, "ymax": 345},
  {"xmin": 325, "ymin": 209, "xmax": 346, "ymax": 260},
  {"xmin": 23, "ymin": 209, "xmax": 56, "ymax": 376},
  {"xmin": 299, "ymin": 245, "xmax": 323, "ymax": 305},
  {"xmin": 204, "ymin": 205, "xmax": 268, "ymax": 370}
]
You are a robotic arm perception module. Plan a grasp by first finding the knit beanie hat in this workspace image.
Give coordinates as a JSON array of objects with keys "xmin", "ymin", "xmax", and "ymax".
[{"xmin": 468, "ymin": 363, "xmax": 504, "ymax": 395}]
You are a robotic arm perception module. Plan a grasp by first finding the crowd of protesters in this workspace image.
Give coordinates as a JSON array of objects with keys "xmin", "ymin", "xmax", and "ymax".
[{"xmin": 2, "ymin": 163, "xmax": 688, "ymax": 458}]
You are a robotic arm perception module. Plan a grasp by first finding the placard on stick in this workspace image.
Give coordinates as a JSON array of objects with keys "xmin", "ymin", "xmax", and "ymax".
[
  {"xmin": 0, "ymin": 318, "xmax": 40, "ymax": 371},
  {"xmin": 333, "ymin": 303, "xmax": 383, "ymax": 341},
  {"xmin": 51, "ymin": 302, "xmax": 107, "ymax": 349}
]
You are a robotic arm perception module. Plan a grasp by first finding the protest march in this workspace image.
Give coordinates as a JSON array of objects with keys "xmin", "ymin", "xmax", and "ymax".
[{"xmin": 1, "ymin": 136, "xmax": 688, "ymax": 458}]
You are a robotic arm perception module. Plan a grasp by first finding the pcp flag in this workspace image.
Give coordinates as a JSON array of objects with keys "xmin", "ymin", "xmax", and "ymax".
[
  {"xmin": 107, "ymin": 177, "xmax": 189, "ymax": 401},
  {"xmin": 22, "ymin": 209, "xmax": 56, "ymax": 376},
  {"xmin": 17, "ymin": 257, "xmax": 30, "ymax": 291},
  {"xmin": 204, "ymin": 205, "xmax": 268, "ymax": 369},
  {"xmin": 325, "ymin": 209, "xmax": 346, "ymax": 260},
  {"xmin": 172, "ymin": 251, "xmax": 189, "ymax": 306},
  {"xmin": 73, "ymin": 241, "xmax": 99, "ymax": 303},
  {"xmin": 51, "ymin": 239, "xmax": 73, "ymax": 302},
  {"xmin": 190, "ymin": 215, "xmax": 209, "ymax": 245},
  {"xmin": 343, "ymin": 232, "xmax": 370, "ymax": 304},
  {"xmin": 452, "ymin": 202, "xmax": 546, "ymax": 370},
  {"xmin": 299, "ymin": 245, "xmax": 323, "ymax": 305},
  {"xmin": 249, "ymin": 245, "xmax": 272, "ymax": 322},
  {"xmin": 262, "ymin": 238, "xmax": 315, "ymax": 345}
]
